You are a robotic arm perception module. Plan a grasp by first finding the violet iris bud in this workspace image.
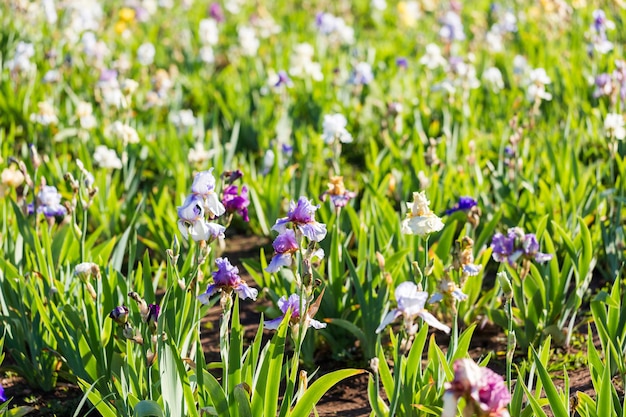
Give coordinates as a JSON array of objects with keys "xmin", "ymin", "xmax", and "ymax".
[
  {"xmin": 146, "ymin": 304, "xmax": 160, "ymax": 330},
  {"xmin": 222, "ymin": 185, "xmax": 250, "ymax": 222},
  {"xmin": 109, "ymin": 306, "xmax": 130, "ymax": 326},
  {"xmin": 444, "ymin": 196, "xmax": 477, "ymax": 215}
]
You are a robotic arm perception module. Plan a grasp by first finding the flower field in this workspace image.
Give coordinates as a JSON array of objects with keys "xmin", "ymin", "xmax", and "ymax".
[{"xmin": 1, "ymin": 0, "xmax": 625, "ymax": 416}]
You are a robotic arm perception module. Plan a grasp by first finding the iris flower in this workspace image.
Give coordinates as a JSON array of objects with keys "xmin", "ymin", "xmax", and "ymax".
[
  {"xmin": 272, "ymin": 197, "xmax": 327, "ymax": 242},
  {"xmin": 197, "ymin": 257, "xmax": 258, "ymax": 303},
  {"xmin": 376, "ymin": 281, "xmax": 450, "ymax": 334}
]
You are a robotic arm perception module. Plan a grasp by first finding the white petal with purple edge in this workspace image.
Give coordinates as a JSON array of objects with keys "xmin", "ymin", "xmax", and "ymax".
[
  {"xmin": 418, "ymin": 311, "xmax": 451, "ymax": 334},
  {"xmin": 375, "ymin": 309, "xmax": 401, "ymax": 333}
]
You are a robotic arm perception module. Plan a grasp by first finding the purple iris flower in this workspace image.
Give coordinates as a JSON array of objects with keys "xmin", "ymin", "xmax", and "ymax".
[
  {"xmin": 265, "ymin": 229, "xmax": 299, "ymax": 272},
  {"xmin": 594, "ymin": 73, "xmax": 612, "ymax": 98},
  {"xmin": 442, "ymin": 359, "xmax": 510, "ymax": 417},
  {"xmin": 491, "ymin": 227, "xmax": 552, "ymax": 265},
  {"xmin": 222, "ymin": 185, "xmax": 250, "ymax": 222},
  {"xmin": 265, "ymin": 293, "xmax": 326, "ymax": 330},
  {"xmin": 444, "ymin": 196, "xmax": 477, "ymax": 215},
  {"xmin": 99, "ymin": 69, "xmax": 118, "ymax": 83},
  {"xmin": 274, "ymin": 70, "xmax": 293, "ymax": 88},
  {"xmin": 209, "ymin": 2, "xmax": 224, "ymax": 22},
  {"xmin": 272, "ymin": 197, "xmax": 327, "ymax": 242},
  {"xmin": 197, "ymin": 257, "xmax": 258, "ymax": 303},
  {"xmin": 593, "ymin": 9, "xmax": 609, "ymax": 33},
  {"xmin": 37, "ymin": 185, "xmax": 67, "ymax": 217},
  {"xmin": 396, "ymin": 57, "xmax": 408, "ymax": 69},
  {"xmin": 0, "ymin": 382, "xmax": 5, "ymax": 402}
]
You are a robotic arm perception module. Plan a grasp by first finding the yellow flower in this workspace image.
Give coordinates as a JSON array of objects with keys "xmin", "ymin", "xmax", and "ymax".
[
  {"xmin": 114, "ymin": 21, "xmax": 127, "ymax": 35},
  {"xmin": 118, "ymin": 7, "xmax": 135, "ymax": 23}
]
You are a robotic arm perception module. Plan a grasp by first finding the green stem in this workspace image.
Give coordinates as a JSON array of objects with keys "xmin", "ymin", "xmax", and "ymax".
[
  {"xmin": 506, "ymin": 297, "xmax": 514, "ymax": 393},
  {"xmin": 388, "ymin": 332, "xmax": 403, "ymax": 417},
  {"xmin": 423, "ymin": 236, "xmax": 430, "ymax": 289},
  {"xmin": 220, "ymin": 298, "xmax": 233, "ymax": 394}
]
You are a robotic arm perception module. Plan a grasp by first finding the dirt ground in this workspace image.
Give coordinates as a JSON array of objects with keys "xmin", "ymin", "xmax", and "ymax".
[{"xmin": 0, "ymin": 235, "xmax": 599, "ymax": 416}]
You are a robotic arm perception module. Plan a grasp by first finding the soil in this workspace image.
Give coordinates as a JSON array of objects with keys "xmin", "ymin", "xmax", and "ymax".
[{"xmin": 0, "ymin": 235, "xmax": 599, "ymax": 416}]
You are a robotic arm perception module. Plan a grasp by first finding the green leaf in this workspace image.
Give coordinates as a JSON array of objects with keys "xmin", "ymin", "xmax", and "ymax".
[
  {"xmin": 290, "ymin": 369, "xmax": 364, "ymax": 417},
  {"xmin": 134, "ymin": 400, "xmax": 165, "ymax": 417},
  {"xmin": 367, "ymin": 373, "xmax": 389, "ymax": 417},
  {"xmin": 200, "ymin": 370, "xmax": 230, "ymax": 417},
  {"xmin": 531, "ymin": 347, "xmax": 569, "ymax": 417},
  {"xmin": 234, "ymin": 385, "xmax": 253, "ymax": 417}
]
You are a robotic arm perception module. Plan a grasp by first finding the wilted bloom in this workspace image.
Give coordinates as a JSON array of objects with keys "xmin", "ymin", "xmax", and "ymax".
[
  {"xmin": 444, "ymin": 196, "xmax": 477, "ymax": 215},
  {"xmin": 604, "ymin": 113, "xmax": 625, "ymax": 140},
  {"xmin": 265, "ymin": 293, "xmax": 326, "ymax": 330},
  {"xmin": 376, "ymin": 281, "xmax": 450, "ymax": 334},
  {"xmin": 265, "ymin": 229, "xmax": 299, "ymax": 272},
  {"xmin": 109, "ymin": 306, "xmax": 130, "ymax": 326},
  {"xmin": 452, "ymin": 236, "xmax": 482, "ymax": 277},
  {"xmin": 75, "ymin": 262, "xmax": 99, "ymax": 299},
  {"xmin": 37, "ymin": 185, "xmax": 67, "ymax": 217},
  {"xmin": 222, "ymin": 184, "xmax": 250, "ymax": 222},
  {"xmin": 491, "ymin": 227, "xmax": 552, "ymax": 265},
  {"xmin": 74, "ymin": 262, "xmax": 100, "ymax": 279},
  {"xmin": 191, "ymin": 169, "xmax": 226, "ymax": 217},
  {"xmin": 442, "ymin": 359, "xmax": 510, "ymax": 417},
  {"xmin": 322, "ymin": 114, "xmax": 352, "ymax": 144},
  {"xmin": 429, "ymin": 276, "xmax": 468, "ymax": 303},
  {"xmin": 272, "ymin": 197, "xmax": 327, "ymax": 242},
  {"xmin": 197, "ymin": 257, "xmax": 258, "ymax": 302},
  {"xmin": 320, "ymin": 176, "xmax": 357, "ymax": 209},
  {"xmin": 401, "ymin": 191, "xmax": 444, "ymax": 236}
]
